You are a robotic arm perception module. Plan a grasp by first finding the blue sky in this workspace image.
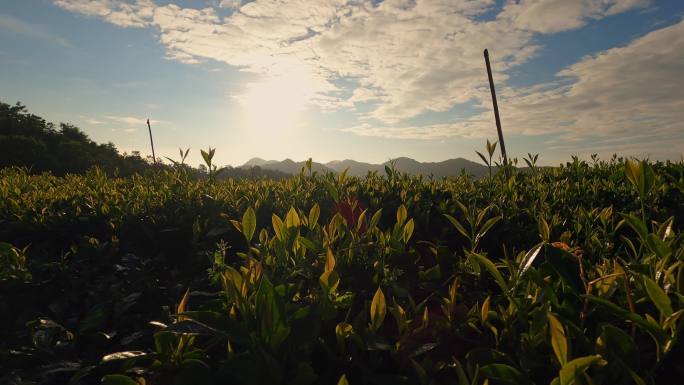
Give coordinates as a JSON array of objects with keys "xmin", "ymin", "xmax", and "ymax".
[{"xmin": 1, "ymin": 0, "xmax": 683, "ymax": 167}]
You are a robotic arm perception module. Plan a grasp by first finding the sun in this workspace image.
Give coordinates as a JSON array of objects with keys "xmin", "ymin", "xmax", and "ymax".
[{"xmin": 237, "ymin": 63, "xmax": 318, "ymax": 136}]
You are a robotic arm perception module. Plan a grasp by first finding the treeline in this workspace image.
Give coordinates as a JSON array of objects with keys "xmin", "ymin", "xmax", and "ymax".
[{"xmin": 0, "ymin": 101, "xmax": 289, "ymax": 179}]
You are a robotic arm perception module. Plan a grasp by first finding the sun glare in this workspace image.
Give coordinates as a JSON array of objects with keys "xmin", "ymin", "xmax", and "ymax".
[{"xmin": 237, "ymin": 63, "xmax": 318, "ymax": 136}]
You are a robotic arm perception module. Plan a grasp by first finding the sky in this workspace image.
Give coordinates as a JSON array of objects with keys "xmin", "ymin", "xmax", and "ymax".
[{"xmin": 1, "ymin": 0, "xmax": 683, "ymax": 167}]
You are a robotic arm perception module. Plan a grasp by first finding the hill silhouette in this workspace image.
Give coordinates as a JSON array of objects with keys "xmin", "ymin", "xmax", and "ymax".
[
  {"xmin": 2, "ymin": 100, "xmax": 493, "ymax": 179},
  {"xmin": 242, "ymin": 156, "xmax": 490, "ymax": 178}
]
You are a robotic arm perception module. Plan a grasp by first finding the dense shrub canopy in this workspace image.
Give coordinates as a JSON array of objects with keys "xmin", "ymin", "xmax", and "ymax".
[{"xmin": 0, "ymin": 154, "xmax": 683, "ymax": 385}]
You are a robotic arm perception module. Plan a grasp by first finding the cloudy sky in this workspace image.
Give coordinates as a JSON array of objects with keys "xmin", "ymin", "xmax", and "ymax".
[{"xmin": 1, "ymin": 0, "xmax": 683, "ymax": 166}]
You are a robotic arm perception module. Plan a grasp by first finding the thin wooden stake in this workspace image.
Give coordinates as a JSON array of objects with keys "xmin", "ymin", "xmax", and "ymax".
[
  {"xmin": 146, "ymin": 118, "xmax": 157, "ymax": 165},
  {"xmin": 484, "ymin": 49, "xmax": 509, "ymax": 170}
]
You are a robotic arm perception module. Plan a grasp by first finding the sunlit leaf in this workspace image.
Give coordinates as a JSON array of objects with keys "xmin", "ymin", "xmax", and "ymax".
[
  {"xmin": 559, "ymin": 355, "xmax": 603, "ymax": 385},
  {"xmin": 642, "ymin": 275, "xmax": 672, "ymax": 318},
  {"xmin": 100, "ymin": 374, "xmax": 139, "ymax": 385},
  {"xmin": 242, "ymin": 206, "xmax": 256, "ymax": 242},
  {"xmin": 370, "ymin": 287, "xmax": 386, "ymax": 332},
  {"xmin": 548, "ymin": 312, "xmax": 568, "ymax": 365}
]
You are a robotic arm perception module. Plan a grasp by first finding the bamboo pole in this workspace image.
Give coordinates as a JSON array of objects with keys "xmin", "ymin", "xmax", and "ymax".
[
  {"xmin": 484, "ymin": 49, "xmax": 509, "ymax": 170},
  {"xmin": 146, "ymin": 118, "xmax": 157, "ymax": 165}
]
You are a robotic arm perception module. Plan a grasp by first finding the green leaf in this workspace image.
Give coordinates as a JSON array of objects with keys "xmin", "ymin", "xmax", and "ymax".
[
  {"xmin": 256, "ymin": 276, "xmax": 290, "ymax": 350},
  {"xmin": 478, "ymin": 216, "xmax": 501, "ymax": 239},
  {"xmin": 453, "ymin": 361, "xmax": 470, "ymax": 385},
  {"xmin": 272, "ymin": 214, "xmax": 284, "ymax": 240},
  {"xmin": 319, "ymin": 270, "xmax": 340, "ymax": 294},
  {"xmin": 619, "ymin": 213, "xmax": 648, "ymax": 242},
  {"xmin": 200, "ymin": 149, "xmax": 211, "ymax": 167},
  {"xmin": 625, "ymin": 159, "xmax": 641, "ymax": 193},
  {"xmin": 646, "ymin": 234, "xmax": 671, "ymax": 259},
  {"xmin": 476, "ymin": 151, "xmax": 489, "ymax": 166},
  {"xmin": 370, "ymin": 287, "xmax": 387, "ymax": 332},
  {"xmin": 520, "ymin": 242, "xmax": 544, "ymax": 274},
  {"xmin": 325, "ymin": 248, "xmax": 336, "ymax": 273},
  {"xmin": 101, "ymin": 351, "xmax": 147, "ymax": 363},
  {"xmin": 583, "ymin": 295, "xmax": 667, "ymax": 344},
  {"xmin": 548, "ymin": 312, "xmax": 568, "ymax": 365},
  {"xmin": 100, "ymin": 374, "xmax": 138, "ymax": 385},
  {"xmin": 308, "ymin": 204, "xmax": 320, "ymax": 230},
  {"xmin": 337, "ymin": 374, "xmax": 350, "ymax": 385},
  {"xmin": 285, "ymin": 207, "xmax": 300, "ymax": 228},
  {"xmin": 177, "ymin": 359, "xmax": 211, "ymax": 385},
  {"xmin": 481, "ymin": 296, "xmax": 491, "ymax": 323},
  {"xmin": 642, "ymin": 275, "xmax": 672, "ymax": 317},
  {"xmin": 469, "ymin": 252, "xmax": 508, "ymax": 293},
  {"xmin": 324, "ymin": 179, "xmax": 340, "ymax": 203},
  {"xmin": 444, "ymin": 214, "xmax": 469, "ymax": 239},
  {"xmin": 544, "ymin": 245, "xmax": 583, "ymax": 293},
  {"xmin": 480, "ymin": 364, "xmax": 529, "ymax": 385},
  {"xmin": 396, "ymin": 205, "xmax": 407, "ymax": 225},
  {"xmin": 595, "ymin": 324, "xmax": 638, "ymax": 367},
  {"xmin": 538, "ymin": 216, "xmax": 550, "ymax": 242},
  {"xmin": 559, "ymin": 355, "xmax": 603, "ymax": 385},
  {"xmin": 242, "ymin": 206, "xmax": 256, "ymax": 242},
  {"xmin": 403, "ymin": 219, "xmax": 415, "ymax": 243},
  {"xmin": 369, "ymin": 209, "xmax": 383, "ymax": 230},
  {"xmin": 297, "ymin": 236, "xmax": 317, "ymax": 252}
]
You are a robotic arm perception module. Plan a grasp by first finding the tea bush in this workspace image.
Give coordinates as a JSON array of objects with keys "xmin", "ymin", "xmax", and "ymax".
[{"xmin": 0, "ymin": 155, "xmax": 683, "ymax": 385}]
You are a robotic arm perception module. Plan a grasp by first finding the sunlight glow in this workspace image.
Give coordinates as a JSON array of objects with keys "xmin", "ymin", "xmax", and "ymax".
[{"xmin": 237, "ymin": 63, "xmax": 318, "ymax": 136}]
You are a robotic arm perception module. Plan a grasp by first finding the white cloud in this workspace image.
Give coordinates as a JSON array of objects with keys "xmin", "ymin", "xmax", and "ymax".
[
  {"xmin": 491, "ymin": 17, "xmax": 684, "ymax": 146},
  {"xmin": 104, "ymin": 115, "xmax": 164, "ymax": 126},
  {"xmin": 499, "ymin": 0, "xmax": 649, "ymax": 33},
  {"xmin": 53, "ymin": 0, "xmax": 154, "ymax": 27},
  {"xmin": 341, "ymin": 119, "xmax": 488, "ymax": 140},
  {"xmin": 53, "ymin": 0, "xmax": 682, "ymax": 156},
  {"xmin": 219, "ymin": 0, "xmax": 241, "ymax": 9},
  {"xmin": 80, "ymin": 115, "xmax": 105, "ymax": 125}
]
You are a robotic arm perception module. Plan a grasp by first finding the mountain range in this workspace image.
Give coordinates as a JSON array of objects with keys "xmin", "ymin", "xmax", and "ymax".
[{"xmin": 240, "ymin": 157, "xmax": 491, "ymax": 178}]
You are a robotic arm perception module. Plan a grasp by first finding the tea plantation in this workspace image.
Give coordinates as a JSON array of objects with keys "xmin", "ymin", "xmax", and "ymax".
[{"xmin": 1, "ymin": 157, "xmax": 683, "ymax": 384}]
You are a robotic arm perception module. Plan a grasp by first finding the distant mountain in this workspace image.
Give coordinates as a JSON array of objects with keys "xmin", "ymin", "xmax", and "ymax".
[
  {"xmin": 383, "ymin": 157, "xmax": 489, "ymax": 178},
  {"xmin": 325, "ymin": 159, "xmax": 384, "ymax": 175},
  {"xmin": 241, "ymin": 157, "xmax": 490, "ymax": 178},
  {"xmin": 240, "ymin": 158, "xmax": 335, "ymax": 174}
]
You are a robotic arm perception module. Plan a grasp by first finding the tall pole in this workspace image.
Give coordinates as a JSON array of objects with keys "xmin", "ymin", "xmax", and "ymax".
[
  {"xmin": 146, "ymin": 118, "xmax": 157, "ymax": 165},
  {"xmin": 484, "ymin": 49, "xmax": 508, "ymax": 169}
]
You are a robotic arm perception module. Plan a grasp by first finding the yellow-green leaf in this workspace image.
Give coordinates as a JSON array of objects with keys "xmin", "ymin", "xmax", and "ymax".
[
  {"xmin": 271, "ymin": 214, "xmax": 284, "ymax": 240},
  {"xmin": 538, "ymin": 216, "xmax": 550, "ymax": 242},
  {"xmin": 177, "ymin": 288, "xmax": 190, "ymax": 315},
  {"xmin": 242, "ymin": 206, "xmax": 256, "ymax": 242},
  {"xmin": 481, "ymin": 295, "xmax": 491, "ymax": 323},
  {"xmin": 370, "ymin": 287, "xmax": 387, "ymax": 331},
  {"xmin": 325, "ymin": 248, "xmax": 336, "ymax": 273},
  {"xmin": 285, "ymin": 207, "xmax": 300, "ymax": 228},
  {"xmin": 403, "ymin": 218, "xmax": 415, "ymax": 243},
  {"xmin": 559, "ymin": 355, "xmax": 603, "ymax": 385},
  {"xmin": 396, "ymin": 205, "xmax": 407, "ymax": 225},
  {"xmin": 337, "ymin": 374, "xmax": 349, "ymax": 385},
  {"xmin": 548, "ymin": 312, "xmax": 568, "ymax": 365},
  {"xmin": 308, "ymin": 204, "xmax": 320, "ymax": 229},
  {"xmin": 101, "ymin": 375, "xmax": 139, "ymax": 385},
  {"xmin": 642, "ymin": 275, "xmax": 672, "ymax": 317}
]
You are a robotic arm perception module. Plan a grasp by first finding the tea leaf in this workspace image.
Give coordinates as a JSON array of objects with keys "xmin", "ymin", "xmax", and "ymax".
[
  {"xmin": 642, "ymin": 275, "xmax": 672, "ymax": 318},
  {"xmin": 101, "ymin": 374, "xmax": 139, "ymax": 385},
  {"xmin": 337, "ymin": 374, "xmax": 349, "ymax": 385},
  {"xmin": 370, "ymin": 287, "xmax": 386, "ymax": 332},
  {"xmin": 469, "ymin": 252, "xmax": 508, "ymax": 293},
  {"xmin": 396, "ymin": 205, "xmax": 407, "ymax": 226},
  {"xmin": 242, "ymin": 206, "xmax": 256, "ymax": 242},
  {"xmin": 559, "ymin": 355, "xmax": 603, "ymax": 385},
  {"xmin": 548, "ymin": 312, "xmax": 568, "ymax": 365}
]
